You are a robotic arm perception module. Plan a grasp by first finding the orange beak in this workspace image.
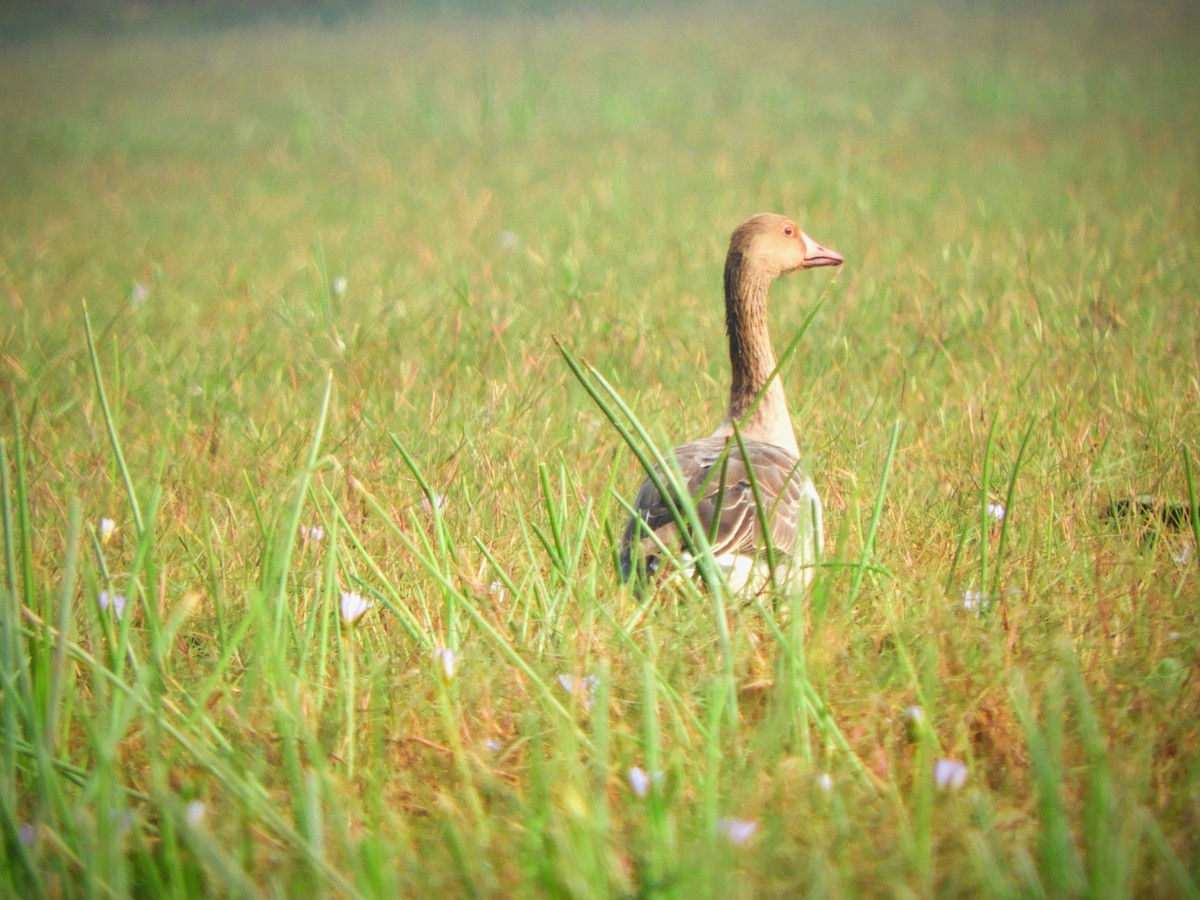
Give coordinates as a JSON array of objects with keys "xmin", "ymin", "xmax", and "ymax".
[{"xmin": 801, "ymin": 232, "xmax": 844, "ymax": 268}]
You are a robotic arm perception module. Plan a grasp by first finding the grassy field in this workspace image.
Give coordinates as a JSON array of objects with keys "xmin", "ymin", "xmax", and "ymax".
[{"xmin": 2, "ymin": 0, "xmax": 1199, "ymax": 895}]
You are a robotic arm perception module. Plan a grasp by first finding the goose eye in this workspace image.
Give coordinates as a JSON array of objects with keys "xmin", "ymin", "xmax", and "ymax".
[{"xmin": 783, "ymin": 225, "xmax": 795, "ymax": 237}]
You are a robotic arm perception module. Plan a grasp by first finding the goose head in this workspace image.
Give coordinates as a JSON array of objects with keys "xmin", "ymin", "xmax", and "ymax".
[{"xmin": 728, "ymin": 212, "xmax": 844, "ymax": 279}]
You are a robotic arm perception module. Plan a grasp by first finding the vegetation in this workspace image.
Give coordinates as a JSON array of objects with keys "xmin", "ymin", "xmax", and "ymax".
[{"xmin": 1, "ymin": 0, "xmax": 1198, "ymax": 894}]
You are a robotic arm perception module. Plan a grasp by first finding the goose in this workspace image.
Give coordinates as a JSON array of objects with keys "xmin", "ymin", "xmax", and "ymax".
[{"xmin": 619, "ymin": 213, "xmax": 843, "ymax": 592}]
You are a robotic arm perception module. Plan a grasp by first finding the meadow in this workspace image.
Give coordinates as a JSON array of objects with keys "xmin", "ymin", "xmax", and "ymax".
[{"xmin": 1, "ymin": 0, "xmax": 1198, "ymax": 895}]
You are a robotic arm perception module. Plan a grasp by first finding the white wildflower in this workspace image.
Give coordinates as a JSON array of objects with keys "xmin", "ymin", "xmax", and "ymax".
[
  {"xmin": 558, "ymin": 673, "xmax": 598, "ymax": 709},
  {"xmin": 300, "ymin": 524, "xmax": 325, "ymax": 542},
  {"xmin": 987, "ymin": 503, "xmax": 1006, "ymax": 522},
  {"xmin": 129, "ymin": 281, "xmax": 150, "ymax": 306},
  {"xmin": 339, "ymin": 591, "xmax": 373, "ymax": 626},
  {"xmin": 99, "ymin": 591, "xmax": 127, "ymax": 620},
  {"xmin": 934, "ymin": 758, "xmax": 968, "ymax": 790},
  {"xmin": 498, "ymin": 230, "xmax": 519, "ymax": 251},
  {"xmin": 488, "ymin": 580, "xmax": 506, "ymax": 604},
  {"xmin": 962, "ymin": 590, "xmax": 993, "ymax": 614},
  {"xmin": 99, "ymin": 517, "xmax": 116, "ymax": 542},
  {"xmin": 627, "ymin": 766, "xmax": 651, "ymax": 798},
  {"xmin": 421, "ymin": 492, "xmax": 447, "ymax": 515},
  {"xmin": 185, "ymin": 800, "xmax": 207, "ymax": 827},
  {"xmin": 485, "ymin": 738, "xmax": 502, "ymax": 752},
  {"xmin": 331, "ymin": 276, "xmax": 348, "ymax": 297},
  {"xmin": 715, "ymin": 817, "xmax": 758, "ymax": 846},
  {"xmin": 434, "ymin": 647, "xmax": 458, "ymax": 680},
  {"xmin": 1173, "ymin": 542, "xmax": 1194, "ymax": 566},
  {"xmin": 817, "ymin": 772, "xmax": 834, "ymax": 793}
]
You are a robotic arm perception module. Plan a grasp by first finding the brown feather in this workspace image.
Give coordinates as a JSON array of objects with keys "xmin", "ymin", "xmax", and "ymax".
[{"xmin": 619, "ymin": 436, "xmax": 821, "ymax": 586}]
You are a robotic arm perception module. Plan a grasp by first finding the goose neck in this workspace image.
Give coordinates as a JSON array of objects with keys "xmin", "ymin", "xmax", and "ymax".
[{"xmin": 724, "ymin": 260, "xmax": 779, "ymax": 414}]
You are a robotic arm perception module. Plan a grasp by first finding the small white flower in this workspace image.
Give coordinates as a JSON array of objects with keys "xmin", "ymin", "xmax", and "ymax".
[
  {"xmin": 339, "ymin": 591, "xmax": 373, "ymax": 626},
  {"xmin": 331, "ymin": 276, "xmax": 348, "ymax": 297},
  {"xmin": 498, "ymin": 230, "xmax": 519, "ymax": 251},
  {"xmin": 962, "ymin": 590, "xmax": 993, "ymax": 614},
  {"xmin": 1167, "ymin": 631, "xmax": 1183, "ymax": 641},
  {"xmin": 816, "ymin": 772, "xmax": 834, "ymax": 793},
  {"xmin": 488, "ymin": 580, "xmax": 506, "ymax": 604},
  {"xmin": 434, "ymin": 647, "xmax": 458, "ymax": 680},
  {"xmin": 300, "ymin": 524, "xmax": 325, "ymax": 542},
  {"xmin": 558, "ymin": 673, "xmax": 599, "ymax": 709},
  {"xmin": 934, "ymin": 758, "xmax": 968, "ymax": 790},
  {"xmin": 99, "ymin": 591, "xmax": 128, "ymax": 620},
  {"xmin": 1173, "ymin": 542, "xmax": 1194, "ymax": 566},
  {"xmin": 421, "ymin": 492, "xmax": 447, "ymax": 515},
  {"xmin": 485, "ymin": 738, "xmax": 502, "ymax": 752},
  {"xmin": 627, "ymin": 766, "xmax": 651, "ymax": 798},
  {"xmin": 715, "ymin": 817, "xmax": 758, "ymax": 846},
  {"xmin": 99, "ymin": 517, "xmax": 116, "ymax": 542},
  {"xmin": 129, "ymin": 281, "xmax": 150, "ymax": 306},
  {"xmin": 185, "ymin": 800, "xmax": 207, "ymax": 827},
  {"xmin": 987, "ymin": 503, "xmax": 1006, "ymax": 522}
]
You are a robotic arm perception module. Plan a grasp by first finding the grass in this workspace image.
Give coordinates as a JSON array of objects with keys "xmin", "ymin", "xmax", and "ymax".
[{"xmin": 2, "ymin": 0, "xmax": 1199, "ymax": 894}]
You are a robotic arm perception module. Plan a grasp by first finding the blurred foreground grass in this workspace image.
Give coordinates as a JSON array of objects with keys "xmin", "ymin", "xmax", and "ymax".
[{"xmin": 1, "ymin": 1, "xmax": 1199, "ymax": 895}]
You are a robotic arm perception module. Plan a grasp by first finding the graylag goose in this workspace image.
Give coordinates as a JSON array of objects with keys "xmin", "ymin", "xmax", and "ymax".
[{"xmin": 619, "ymin": 213, "xmax": 843, "ymax": 592}]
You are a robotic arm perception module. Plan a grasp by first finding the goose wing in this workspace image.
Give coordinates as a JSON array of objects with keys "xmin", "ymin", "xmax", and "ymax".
[{"xmin": 619, "ymin": 436, "xmax": 821, "ymax": 582}]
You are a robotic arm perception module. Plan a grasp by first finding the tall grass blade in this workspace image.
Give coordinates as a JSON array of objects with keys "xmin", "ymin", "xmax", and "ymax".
[
  {"xmin": 845, "ymin": 419, "xmax": 901, "ymax": 610},
  {"xmin": 991, "ymin": 418, "xmax": 1037, "ymax": 600},
  {"xmin": 266, "ymin": 373, "xmax": 334, "ymax": 641},
  {"xmin": 1183, "ymin": 444, "xmax": 1200, "ymax": 551},
  {"xmin": 558, "ymin": 343, "xmax": 739, "ymax": 724},
  {"xmin": 1010, "ymin": 669, "xmax": 1083, "ymax": 896},
  {"xmin": 82, "ymin": 302, "xmax": 144, "ymax": 536}
]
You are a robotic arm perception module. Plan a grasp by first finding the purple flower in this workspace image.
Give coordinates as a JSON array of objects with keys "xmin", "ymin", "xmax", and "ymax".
[
  {"xmin": 558, "ymin": 674, "xmax": 599, "ymax": 710},
  {"xmin": 99, "ymin": 591, "xmax": 127, "ymax": 620},
  {"xmin": 627, "ymin": 766, "xmax": 651, "ymax": 798},
  {"xmin": 715, "ymin": 817, "xmax": 758, "ymax": 846},
  {"xmin": 934, "ymin": 758, "xmax": 968, "ymax": 790}
]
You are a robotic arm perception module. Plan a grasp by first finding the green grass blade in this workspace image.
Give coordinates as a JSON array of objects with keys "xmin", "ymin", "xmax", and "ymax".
[{"xmin": 82, "ymin": 302, "xmax": 144, "ymax": 536}]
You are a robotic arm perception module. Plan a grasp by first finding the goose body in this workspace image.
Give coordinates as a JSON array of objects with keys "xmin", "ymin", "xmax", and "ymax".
[{"xmin": 619, "ymin": 213, "xmax": 842, "ymax": 592}]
